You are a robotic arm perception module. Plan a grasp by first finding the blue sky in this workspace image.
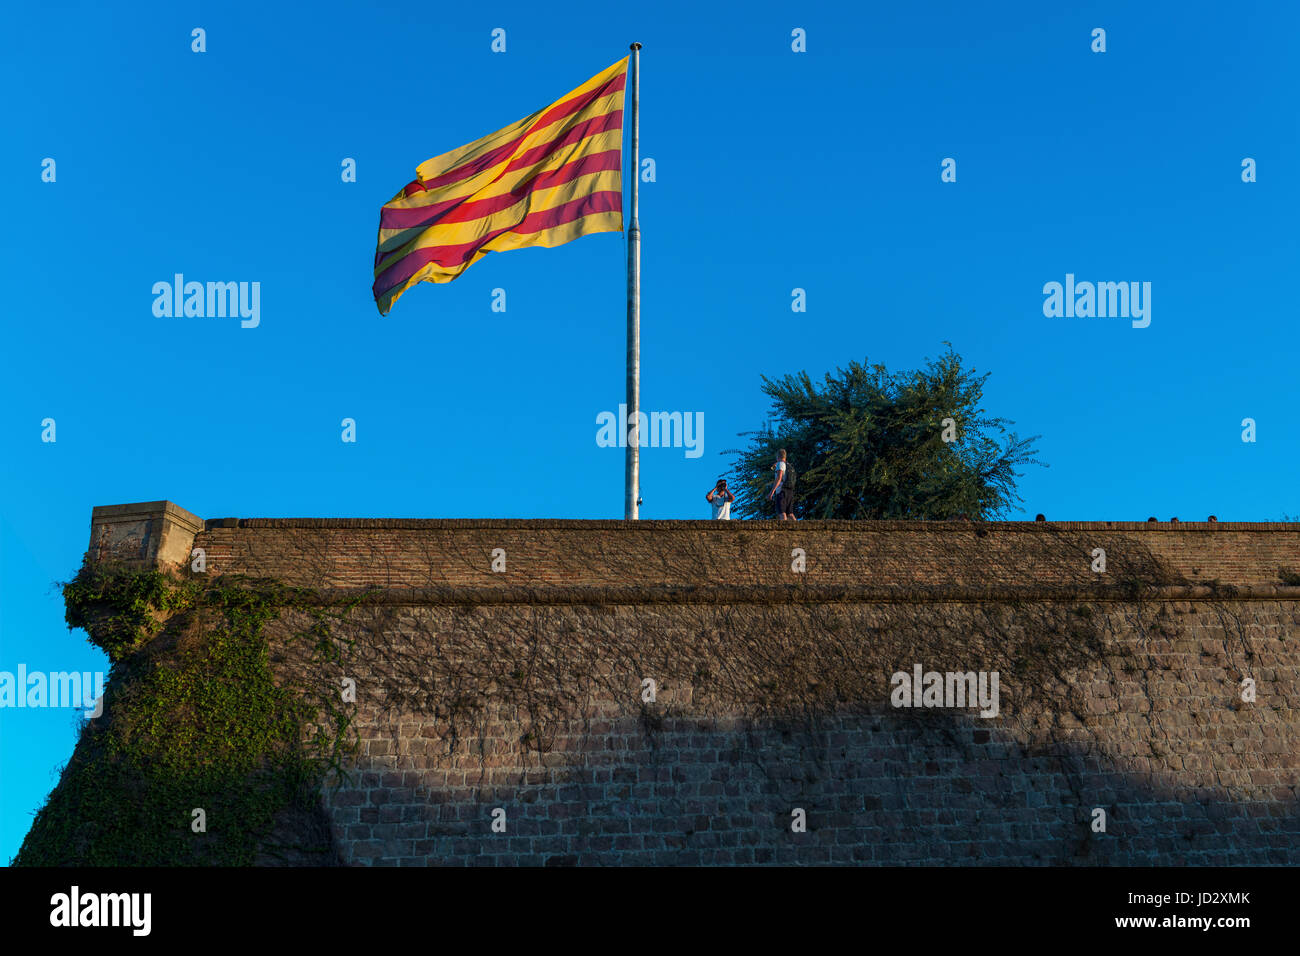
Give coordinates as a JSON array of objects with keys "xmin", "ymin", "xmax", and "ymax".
[{"xmin": 2, "ymin": 0, "xmax": 1296, "ymax": 860}]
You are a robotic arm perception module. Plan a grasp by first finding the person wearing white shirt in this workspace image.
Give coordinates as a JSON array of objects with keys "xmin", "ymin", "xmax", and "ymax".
[{"xmin": 706, "ymin": 479, "xmax": 735, "ymax": 520}]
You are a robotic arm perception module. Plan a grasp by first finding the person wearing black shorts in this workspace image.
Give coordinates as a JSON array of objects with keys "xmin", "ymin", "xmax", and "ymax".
[{"xmin": 767, "ymin": 449, "xmax": 796, "ymax": 520}]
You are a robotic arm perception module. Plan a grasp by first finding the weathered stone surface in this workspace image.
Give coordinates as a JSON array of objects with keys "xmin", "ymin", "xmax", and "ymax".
[
  {"xmin": 90, "ymin": 500, "xmax": 204, "ymax": 570},
  {"xmin": 75, "ymin": 511, "xmax": 1300, "ymax": 865}
]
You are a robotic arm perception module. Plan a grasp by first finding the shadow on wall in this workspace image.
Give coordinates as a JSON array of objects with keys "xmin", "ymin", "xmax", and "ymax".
[
  {"xmin": 318, "ymin": 705, "xmax": 1300, "ymax": 866},
  {"xmin": 297, "ymin": 581, "xmax": 1298, "ymax": 866}
]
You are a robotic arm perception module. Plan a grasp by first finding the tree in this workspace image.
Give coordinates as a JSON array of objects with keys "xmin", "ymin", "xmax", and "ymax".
[{"xmin": 724, "ymin": 346, "xmax": 1045, "ymax": 520}]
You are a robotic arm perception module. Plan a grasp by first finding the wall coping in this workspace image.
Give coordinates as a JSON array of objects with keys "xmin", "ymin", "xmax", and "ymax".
[
  {"xmin": 202, "ymin": 517, "xmax": 1300, "ymax": 532},
  {"xmin": 96, "ymin": 500, "xmax": 204, "ymax": 533}
]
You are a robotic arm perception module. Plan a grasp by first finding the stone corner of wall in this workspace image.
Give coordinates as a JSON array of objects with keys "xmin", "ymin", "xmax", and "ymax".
[{"xmin": 88, "ymin": 500, "xmax": 204, "ymax": 571}]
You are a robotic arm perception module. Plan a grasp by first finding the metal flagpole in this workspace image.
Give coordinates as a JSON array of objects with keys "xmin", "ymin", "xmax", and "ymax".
[{"xmin": 625, "ymin": 42, "xmax": 642, "ymax": 520}]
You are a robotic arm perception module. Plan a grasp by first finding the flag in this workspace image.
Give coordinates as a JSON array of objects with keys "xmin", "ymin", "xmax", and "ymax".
[{"xmin": 372, "ymin": 58, "xmax": 628, "ymax": 315}]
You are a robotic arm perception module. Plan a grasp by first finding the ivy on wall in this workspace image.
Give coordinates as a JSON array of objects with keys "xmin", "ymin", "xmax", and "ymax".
[{"xmin": 14, "ymin": 561, "xmax": 366, "ymax": 866}]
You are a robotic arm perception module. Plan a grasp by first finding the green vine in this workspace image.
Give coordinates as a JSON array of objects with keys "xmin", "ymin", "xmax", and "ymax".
[
  {"xmin": 13, "ymin": 560, "xmax": 367, "ymax": 866},
  {"xmin": 62, "ymin": 562, "xmax": 201, "ymax": 662}
]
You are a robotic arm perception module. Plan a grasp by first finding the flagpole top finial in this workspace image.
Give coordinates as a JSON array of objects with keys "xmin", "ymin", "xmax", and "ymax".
[{"xmin": 630, "ymin": 42, "xmax": 642, "ymax": 51}]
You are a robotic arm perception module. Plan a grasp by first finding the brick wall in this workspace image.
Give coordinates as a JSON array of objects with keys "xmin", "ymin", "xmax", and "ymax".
[
  {"xmin": 191, "ymin": 518, "xmax": 1300, "ymax": 866},
  {"xmin": 196, "ymin": 518, "xmax": 1300, "ymax": 593}
]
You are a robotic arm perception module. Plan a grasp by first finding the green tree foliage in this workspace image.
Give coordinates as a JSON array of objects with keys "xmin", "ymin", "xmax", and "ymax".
[{"xmin": 725, "ymin": 347, "xmax": 1045, "ymax": 520}]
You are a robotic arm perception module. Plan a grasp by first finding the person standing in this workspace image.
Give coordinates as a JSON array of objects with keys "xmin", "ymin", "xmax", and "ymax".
[
  {"xmin": 768, "ymin": 449, "xmax": 797, "ymax": 520},
  {"xmin": 706, "ymin": 479, "xmax": 735, "ymax": 520}
]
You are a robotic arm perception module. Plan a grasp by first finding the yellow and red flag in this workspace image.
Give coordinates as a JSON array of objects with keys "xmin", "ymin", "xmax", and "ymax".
[{"xmin": 372, "ymin": 58, "xmax": 627, "ymax": 315}]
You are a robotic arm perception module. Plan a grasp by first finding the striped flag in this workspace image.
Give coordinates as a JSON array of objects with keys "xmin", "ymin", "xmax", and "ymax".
[{"xmin": 373, "ymin": 58, "xmax": 628, "ymax": 315}]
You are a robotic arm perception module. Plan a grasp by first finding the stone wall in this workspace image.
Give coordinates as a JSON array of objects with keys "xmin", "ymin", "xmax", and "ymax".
[
  {"xmin": 194, "ymin": 516, "xmax": 1300, "ymax": 594},
  {"xmin": 280, "ymin": 597, "xmax": 1300, "ymax": 866},
  {"xmin": 73, "ymin": 505, "xmax": 1300, "ymax": 864}
]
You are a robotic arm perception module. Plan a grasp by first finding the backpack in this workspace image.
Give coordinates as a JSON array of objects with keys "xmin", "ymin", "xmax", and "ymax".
[{"xmin": 783, "ymin": 462, "xmax": 796, "ymax": 491}]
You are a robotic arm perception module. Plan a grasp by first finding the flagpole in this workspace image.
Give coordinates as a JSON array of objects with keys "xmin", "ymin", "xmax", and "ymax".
[{"xmin": 625, "ymin": 42, "xmax": 642, "ymax": 520}]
